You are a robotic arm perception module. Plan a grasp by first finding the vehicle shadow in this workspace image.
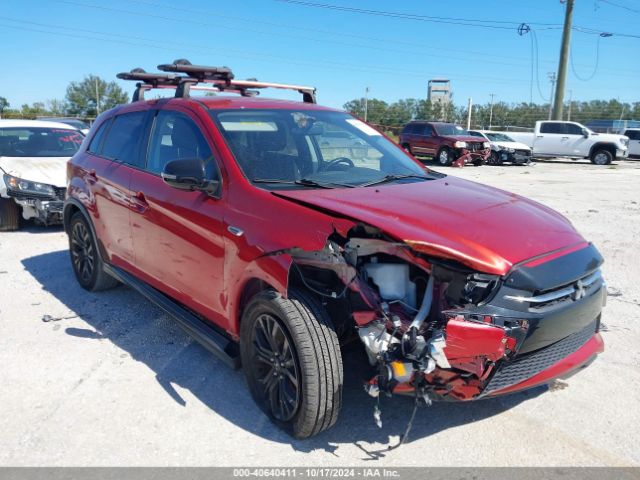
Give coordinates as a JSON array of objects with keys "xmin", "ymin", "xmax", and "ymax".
[{"xmin": 22, "ymin": 249, "xmax": 544, "ymax": 459}]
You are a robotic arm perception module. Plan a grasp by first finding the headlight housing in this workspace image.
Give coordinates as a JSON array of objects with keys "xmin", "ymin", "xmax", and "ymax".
[
  {"xmin": 3, "ymin": 174, "xmax": 56, "ymax": 197},
  {"xmin": 483, "ymin": 142, "xmax": 491, "ymax": 148},
  {"xmin": 454, "ymin": 141, "xmax": 467, "ymax": 149},
  {"xmin": 620, "ymin": 138, "xmax": 629, "ymax": 147}
]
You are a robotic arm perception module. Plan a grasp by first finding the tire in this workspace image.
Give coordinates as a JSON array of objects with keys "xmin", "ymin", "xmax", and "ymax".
[
  {"xmin": 0, "ymin": 198, "xmax": 20, "ymax": 231},
  {"xmin": 240, "ymin": 288, "xmax": 343, "ymax": 439},
  {"xmin": 437, "ymin": 148, "xmax": 453, "ymax": 166},
  {"xmin": 472, "ymin": 157, "xmax": 485, "ymax": 166},
  {"xmin": 68, "ymin": 212, "xmax": 119, "ymax": 291},
  {"xmin": 402, "ymin": 143, "xmax": 413, "ymax": 155},
  {"xmin": 488, "ymin": 150, "xmax": 503, "ymax": 166},
  {"xmin": 591, "ymin": 148, "xmax": 613, "ymax": 165}
]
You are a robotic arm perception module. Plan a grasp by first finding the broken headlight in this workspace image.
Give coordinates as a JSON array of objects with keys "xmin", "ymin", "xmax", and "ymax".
[
  {"xmin": 3, "ymin": 174, "xmax": 55, "ymax": 197},
  {"xmin": 434, "ymin": 265, "xmax": 501, "ymax": 306},
  {"xmin": 462, "ymin": 273, "xmax": 501, "ymax": 304}
]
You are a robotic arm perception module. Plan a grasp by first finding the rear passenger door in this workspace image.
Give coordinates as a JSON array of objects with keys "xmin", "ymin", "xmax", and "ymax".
[
  {"xmin": 85, "ymin": 110, "xmax": 150, "ymax": 269},
  {"xmin": 128, "ymin": 107, "xmax": 227, "ymax": 324}
]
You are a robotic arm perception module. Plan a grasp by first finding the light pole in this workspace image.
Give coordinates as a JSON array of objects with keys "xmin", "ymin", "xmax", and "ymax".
[
  {"xmin": 552, "ymin": 0, "xmax": 574, "ymax": 120},
  {"xmin": 488, "ymin": 93, "xmax": 496, "ymax": 130},
  {"xmin": 547, "ymin": 72, "xmax": 556, "ymax": 120},
  {"xmin": 364, "ymin": 87, "xmax": 369, "ymax": 122}
]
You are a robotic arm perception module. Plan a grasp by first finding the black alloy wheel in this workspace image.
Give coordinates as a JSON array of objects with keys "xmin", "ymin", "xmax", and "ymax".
[
  {"xmin": 251, "ymin": 313, "xmax": 301, "ymax": 422},
  {"xmin": 71, "ymin": 220, "xmax": 95, "ymax": 285}
]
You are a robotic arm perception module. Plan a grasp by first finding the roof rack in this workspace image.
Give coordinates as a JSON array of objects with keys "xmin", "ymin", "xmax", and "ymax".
[{"xmin": 117, "ymin": 59, "xmax": 317, "ymax": 104}]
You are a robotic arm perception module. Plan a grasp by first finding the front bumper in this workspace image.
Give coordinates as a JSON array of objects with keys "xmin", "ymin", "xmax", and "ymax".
[
  {"xmin": 500, "ymin": 150, "xmax": 532, "ymax": 164},
  {"xmin": 485, "ymin": 331, "xmax": 603, "ymax": 397},
  {"xmin": 617, "ymin": 148, "xmax": 629, "ymax": 159},
  {"xmin": 454, "ymin": 148, "xmax": 491, "ymax": 167},
  {"xmin": 7, "ymin": 188, "xmax": 65, "ymax": 225}
]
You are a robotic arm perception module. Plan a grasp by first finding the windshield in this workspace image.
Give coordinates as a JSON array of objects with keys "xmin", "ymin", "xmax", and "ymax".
[
  {"xmin": 435, "ymin": 124, "xmax": 469, "ymax": 136},
  {"xmin": 485, "ymin": 132, "xmax": 515, "ymax": 142},
  {"xmin": 0, "ymin": 127, "xmax": 83, "ymax": 157},
  {"xmin": 211, "ymin": 109, "xmax": 433, "ymax": 189}
]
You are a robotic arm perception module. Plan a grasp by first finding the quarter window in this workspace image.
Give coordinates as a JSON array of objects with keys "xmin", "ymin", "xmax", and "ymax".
[
  {"xmin": 101, "ymin": 112, "xmax": 148, "ymax": 167},
  {"xmin": 87, "ymin": 119, "xmax": 111, "ymax": 154}
]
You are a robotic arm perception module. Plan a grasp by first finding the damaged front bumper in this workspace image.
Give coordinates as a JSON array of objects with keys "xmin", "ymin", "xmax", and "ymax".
[
  {"xmin": 352, "ymin": 242, "xmax": 606, "ymax": 403},
  {"xmin": 6, "ymin": 189, "xmax": 65, "ymax": 225}
]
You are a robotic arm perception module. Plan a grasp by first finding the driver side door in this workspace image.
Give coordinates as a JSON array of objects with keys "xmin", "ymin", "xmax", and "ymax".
[{"xmin": 128, "ymin": 107, "xmax": 227, "ymax": 325}]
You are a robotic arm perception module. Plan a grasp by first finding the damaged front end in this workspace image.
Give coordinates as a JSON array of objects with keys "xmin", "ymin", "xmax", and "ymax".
[
  {"xmin": 3, "ymin": 174, "xmax": 65, "ymax": 225},
  {"xmin": 283, "ymin": 225, "xmax": 605, "ymax": 405}
]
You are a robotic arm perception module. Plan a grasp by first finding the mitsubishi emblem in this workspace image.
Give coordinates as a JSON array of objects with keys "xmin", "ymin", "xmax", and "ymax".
[{"xmin": 573, "ymin": 279, "xmax": 586, "ymax": 300}]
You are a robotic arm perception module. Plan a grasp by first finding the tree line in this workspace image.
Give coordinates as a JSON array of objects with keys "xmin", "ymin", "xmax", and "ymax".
[
  {"xmin": 0, "ymin": 75, "xmax": 129, "ymax": 120},
  {"xmin": 344, "ymin": 97, "xmax": 640, "ymax": 132}
]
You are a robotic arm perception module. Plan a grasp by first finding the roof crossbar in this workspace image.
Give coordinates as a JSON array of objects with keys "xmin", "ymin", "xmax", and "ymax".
[{"xmin": 117, "ymin": 59, "xmax": 317, "ymax": 103}]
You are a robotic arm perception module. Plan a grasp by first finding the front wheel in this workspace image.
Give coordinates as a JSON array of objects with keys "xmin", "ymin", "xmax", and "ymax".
[
  {"xmin": 0, "ymin": 198, "xmax": 20, "ymax": 231},
  {"xmin": 488, "ymin": 150, "xmax": 503, "ymax": 166},
  {"xmin": 437, "ymin": 148, "xmax": 453, "ymax": 166},
  {"xmin": 402, "ymin": 143, "xmax": 413, "ymax": 155},
  {"xmin": 591, "ymin": 149, "xmax": 613, "ymax": 165},
  {"xmin": 240, "ymin": 289, "xmax": 343, "ymax": 439}
]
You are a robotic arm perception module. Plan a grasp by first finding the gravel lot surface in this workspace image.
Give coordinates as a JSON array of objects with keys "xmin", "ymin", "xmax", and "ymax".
[{"xmin": 1, "ymin": 158, "xmax": 639, "ymax": 466}]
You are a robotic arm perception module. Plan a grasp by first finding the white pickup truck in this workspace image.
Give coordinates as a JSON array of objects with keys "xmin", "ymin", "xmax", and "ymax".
[{"xmin": 499, "ymin": 121, "xmax": 629, "ymax": 165}]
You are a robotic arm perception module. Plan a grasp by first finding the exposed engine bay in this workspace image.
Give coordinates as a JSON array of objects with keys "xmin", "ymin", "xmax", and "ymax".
[{"xmin": 280, "ymin": 224, "xmax": 532, "ymax": 405}]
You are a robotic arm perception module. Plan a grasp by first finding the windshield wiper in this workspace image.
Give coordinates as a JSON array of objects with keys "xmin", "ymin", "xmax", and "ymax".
[
  {"xmin": 358, "ymin": 174, "xmax": 433, "ymax": 188},
  {"xmin": 252, "ymin": 178, "xmax": 352, "ymax": 189}
]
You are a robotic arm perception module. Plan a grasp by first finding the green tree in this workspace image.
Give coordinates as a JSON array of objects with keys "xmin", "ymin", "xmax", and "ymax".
[
  {"xmin": 66, "ymin": 74, "xmax": 128, "ymax": 117},
  {"xmin": 343, "ymin": 98, "xmax": 389, "ymax": 125},
  {"xmin": 0, "ymin": 96, "xmax": 8, "ymax": 115}
]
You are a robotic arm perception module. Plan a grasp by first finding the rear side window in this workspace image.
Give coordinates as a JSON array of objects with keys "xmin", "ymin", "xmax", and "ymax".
[
  {"xmin": 540, "ymin": 122, "xmax": 564, "ymax": 134},
  {"xmin": 87, "ymin": 119, "xmax": 111, "ymax": 154},
  {"xmin": 101, "ymin": 111, "xmax": 148, "ymax": 167},
  {"xmin": 147, "ymin": 111, "xmax": 215, "ymax": 178}
]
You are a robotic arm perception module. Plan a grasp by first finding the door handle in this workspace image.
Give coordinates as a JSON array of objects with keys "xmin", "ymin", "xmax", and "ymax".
[
  {"xmin": 130, "ymin": 191, "xmax": 149, "ymax": 212},
  {"xmin": 561, "ymin": 136, "xmax": 569, "ymax": 139}
]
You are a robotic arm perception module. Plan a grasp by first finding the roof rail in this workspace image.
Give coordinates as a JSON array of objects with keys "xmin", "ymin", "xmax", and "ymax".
[{"xmin": 117, "ymin": 59, "xmax": 316, "ymax": 104}]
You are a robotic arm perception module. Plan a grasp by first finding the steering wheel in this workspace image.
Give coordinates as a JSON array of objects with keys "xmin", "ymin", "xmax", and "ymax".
[{"xmin": 322, "ymin": 157, "xmax": 355, "ymax": 171}]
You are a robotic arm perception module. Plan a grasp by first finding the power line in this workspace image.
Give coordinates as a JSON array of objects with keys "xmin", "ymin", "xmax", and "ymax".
[
  {"xmin": 570, "ymin": 34, "xmax": 601, "ymax": 81},
  {"xmin": 276, "ymin": 0, "xmax": 562, "ymax": 29},
  {"xmin": 0, "ymin": 17, "xmax": 565, "ymax": 87},
  {"xmin": 598, "ymin": 0, "xmax": 640, "ymax": 15}
]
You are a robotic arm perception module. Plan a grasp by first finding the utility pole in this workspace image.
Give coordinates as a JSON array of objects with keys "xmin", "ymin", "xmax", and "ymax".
[
  {"xmin": 466, "ymin": 97, "xmax": 473, "ymax": 130},
  {"xmin": 552, "ymin": 0, "xmax": 574, "ymax": 120},
  {"xmin": 364, "ymin": 86, "xmax": 369, "ymax": 122},
  {"xmin": 488, "ymin": 93, "xmax": 496, "ymax": 130},
  {"xmin": 567, "ymin": 89, "xmax": 573, "ymax": 121},
  {"xmin": 95, "ymin": 77, "xmax": 101, "ymax": 116},
  {"xmin": 548, "ymin": 72, "xmax": 557, "ymax": 120}
]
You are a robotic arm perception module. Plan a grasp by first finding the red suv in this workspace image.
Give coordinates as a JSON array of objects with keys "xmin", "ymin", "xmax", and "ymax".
[
  {"xmin": 64, "ymin": 61, "xmax": 605, "ymax": 439},
  {"xmin": 400, "ymin": 121, "xmax": 491, "ymax": 166}
]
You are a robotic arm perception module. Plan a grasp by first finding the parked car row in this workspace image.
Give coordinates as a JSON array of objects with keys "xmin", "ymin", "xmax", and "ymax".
[{"xmin": 399, "ymin": 119, "xmax": 630, "ymax": 166}]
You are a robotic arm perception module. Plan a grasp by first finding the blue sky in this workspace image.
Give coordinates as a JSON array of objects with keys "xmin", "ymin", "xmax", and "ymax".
[{"xmin": 0, "ymin": 0, "xmax": 638, "ymax": 110}]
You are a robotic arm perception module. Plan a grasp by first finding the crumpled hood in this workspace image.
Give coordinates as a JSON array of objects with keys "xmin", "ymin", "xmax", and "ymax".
[
  {"xmin": 0, "ymin": 156, "xmax": 69, "ymax": 188},
  {"xmin": 492, "ymin": 141, "xmax": 531, "ymax": 151},
  {"xmin": 442, "ymin": 135, "xmax": 487, "ymax": 143},
  {"xmin": 274, "ymin": 176, "xmax": 585, "ymax": 275}
]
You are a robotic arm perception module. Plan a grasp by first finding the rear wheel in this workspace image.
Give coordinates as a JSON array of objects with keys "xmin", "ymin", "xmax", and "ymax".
[
  {"xmin": 240, "ymin": 289, "xmax": 343, "ymax": 439},
  {"xmin": 69, "ymin": 212, "xmax": 119, "ymax": 291},
  {"xmin": 591, "ymin": 148, "xmax": 613, "ymax": 165},
  {"xmin": 0, "ymin": 198, "xmax": 20, "ymax": 231},
  {"xmin": 437, "ymin": 148, "xmax": 453, "ymax": 166}
]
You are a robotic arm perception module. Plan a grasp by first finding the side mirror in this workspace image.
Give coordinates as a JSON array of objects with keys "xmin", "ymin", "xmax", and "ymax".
[
  {"xmin": 582, "ymin": 128, "xmax": 590, "ymax": 138},
  {"xmin": 161, "ymin": 158, "xmax": 219, "ymax": 195}
]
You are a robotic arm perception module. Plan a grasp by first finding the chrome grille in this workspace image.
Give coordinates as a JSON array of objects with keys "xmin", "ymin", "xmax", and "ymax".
[{"xmin": 504, "ymin": 270, "xmax": 602, "ymax": 310}]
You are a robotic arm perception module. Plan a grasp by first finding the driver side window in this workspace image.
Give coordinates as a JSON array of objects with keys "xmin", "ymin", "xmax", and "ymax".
[{"xmin": 147, "ymin": 111, "xmax": 218, "ymax": 180}]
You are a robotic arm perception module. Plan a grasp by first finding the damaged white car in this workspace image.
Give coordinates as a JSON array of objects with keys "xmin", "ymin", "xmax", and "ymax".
[{"xmin": 0, "ymin": 120, "xmax": 84, "ymax": 230}]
